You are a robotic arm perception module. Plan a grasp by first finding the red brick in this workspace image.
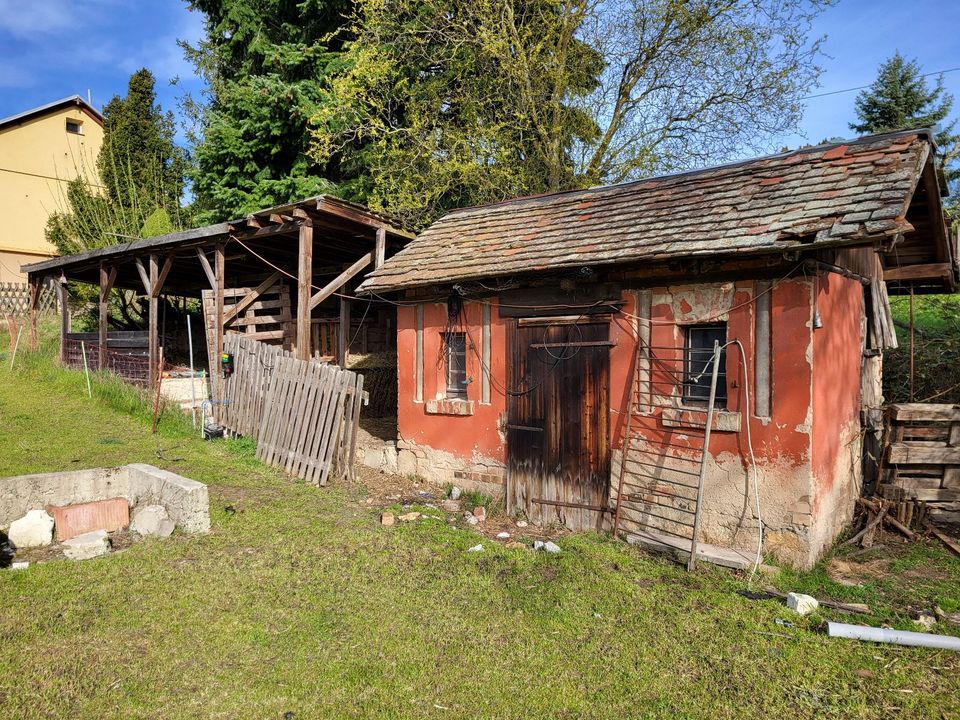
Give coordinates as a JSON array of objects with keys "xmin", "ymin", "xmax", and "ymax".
[{"xmin": 47, "ymin": 497, "xmax": 129, "ymax": 541}]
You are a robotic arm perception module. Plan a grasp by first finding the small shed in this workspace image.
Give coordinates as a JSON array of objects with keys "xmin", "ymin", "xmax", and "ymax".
[{"xmin": 358, "ymin": 129, "xmax": 957, "ymax": 569}]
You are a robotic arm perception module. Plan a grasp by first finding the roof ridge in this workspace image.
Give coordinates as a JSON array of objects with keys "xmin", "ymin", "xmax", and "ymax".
[{"xmin": 440, "ymin": 128, "xmax": 932, "ymax": 219}]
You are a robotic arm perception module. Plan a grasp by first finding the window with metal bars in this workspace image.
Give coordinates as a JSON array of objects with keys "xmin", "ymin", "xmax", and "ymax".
[
  {"xmin": 444, "ymin": 332, "xmax": 468, "ymax": 400},
  {"xmin": 682, "ymin": 323, "xmax": 727, "ymax": 407}
]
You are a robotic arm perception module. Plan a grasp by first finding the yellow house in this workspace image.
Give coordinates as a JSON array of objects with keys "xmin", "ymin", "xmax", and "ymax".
[{"xmin": 0, "ymin": 96, "xmax": 103, "ymax": 283}]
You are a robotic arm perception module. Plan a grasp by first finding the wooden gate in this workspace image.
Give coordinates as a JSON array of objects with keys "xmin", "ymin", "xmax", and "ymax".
[{"xmin": 506, "ymin": 317, "xmax": 611, "ymax": 531}]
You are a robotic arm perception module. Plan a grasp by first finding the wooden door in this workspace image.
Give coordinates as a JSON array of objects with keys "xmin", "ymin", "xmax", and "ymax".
[{"xmin": 506, "ymin": 317, "xmax": 611, "ymax": 531}]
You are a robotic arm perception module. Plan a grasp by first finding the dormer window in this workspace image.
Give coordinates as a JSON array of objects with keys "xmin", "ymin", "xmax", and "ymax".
[{"xmin": 66, "ymin": 119, "xmax": 83, "ymax": 135}]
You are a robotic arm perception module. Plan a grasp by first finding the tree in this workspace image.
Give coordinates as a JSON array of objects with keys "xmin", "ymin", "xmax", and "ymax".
[
  {"xmin": 182, "ymin": 0, "xmax": 350, "ymax": 222},
  {"xmin": 311, "ymin": 0, "xmax": 829, "ymax": 228},
  {"xmin": 99, "ymin": 68, "xmax": 186, "ymax": 222},
  {"xmin": 850, "ymin": 52, "xmax": 959, "ymax": 184}
]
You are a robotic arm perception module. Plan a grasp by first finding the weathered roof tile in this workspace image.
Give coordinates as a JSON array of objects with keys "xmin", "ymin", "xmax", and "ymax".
[{"xmin": 359, "ymin": 130, "xmax": 932, "ymax": 293}]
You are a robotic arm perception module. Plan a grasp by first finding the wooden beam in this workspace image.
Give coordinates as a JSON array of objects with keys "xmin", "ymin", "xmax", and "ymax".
[
  {"xmin": 889, "ymin": 404, "xmax": 960, "ymax": 422},
  {"xmin": 196, "ymin": 247, "xmax": 216, "ymax": 289},
  {"xmin": 309, "ymin": 253, "xmax": 372, "ymax": 311},
  {"xmin": 887, "ymin": 443, "xmax": 960, "ymax": 465},
  {"xmin": 222, "ymin": 270, "xmax": 283, "ymax": 326},
  {"xmin": 98, "ymin": 263, "xmax": 117, "ymax": 367},
  {"xmin": 338, "ymin": 286, "xmax": 351, "ymax": 367},
  {"xmin": 315, "ymin": 197, "xmax": 414, "ymax": 239},
  {"xmin": 134, "ymin": 258, "xmax": 151, "ymax": 295},
  {"xmin": 148, "ymin": 254, "xmax": 159, "ymax": 390},
  {"xmin": 883, "ymin": 262, "xmax": 952, "ymax": 282},
  {"xmin": 296, "ymin": 223, "xmax": 314, "ymax": 360},
  {"xmin": 152, "ymin": 253, "xmax": 176, "ymax": 297},
  {"xmin": 213, "ymin": 244, "xmax": 225, "ymax": 414},
  {"xmin": 374, "ymin": 227, "xmax": 386, "ymax": 269},
  {"xmin": 28, "ymin": 277, "xmax": 41, "ymax": 351}
]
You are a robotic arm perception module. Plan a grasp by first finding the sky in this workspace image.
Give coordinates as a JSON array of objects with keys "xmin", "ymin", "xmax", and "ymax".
[{"xmin": 0, "ymin": 0, "xmax": 958, "ymax": 154}]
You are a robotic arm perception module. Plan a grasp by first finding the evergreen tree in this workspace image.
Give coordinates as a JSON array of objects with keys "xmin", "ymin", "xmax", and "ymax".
[
  {"xmin": 850, "ymin": 52, "xmax": 958, "ymax": 183},
  {"xmin": 183, "ymin": 0, "xmax": 351, "ymax": 222},
  {"xmin": 99, "ymin": 68, "xmax": 186, "ymax": 220}
]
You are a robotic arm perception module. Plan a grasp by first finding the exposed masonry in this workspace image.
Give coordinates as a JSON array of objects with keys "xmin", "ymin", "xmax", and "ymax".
[{"xmin": 0, "ymin": 464, "xmax": 210, "ymax": 535}]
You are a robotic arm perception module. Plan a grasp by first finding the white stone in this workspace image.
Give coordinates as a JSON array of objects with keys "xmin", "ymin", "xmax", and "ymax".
[
  {"xmin": 7, "ymin": 509, "xmax": 54, "ymax": 548},
  {"xmin": 465, "ymin": 515, "xmax": 479, "ymax": 526},
  {"xmin": 533, "ymin": 540, "xmax": 561, "ymax": 553},
  {"xmin": 130, "ymin": 505, "xmax": 175, "ymax": 538},
  {"xmin": 496, "ymin": 532, "xmax": 511, "ymax": 539},
  {"xmin": 516, "ymin": 520, "xmax": 528, "ymax": 528},
  {"xmin": 786, "ymin": 592, "xmax": 819, "ymax": 616},
  {"xmin": 63, "ymin": 530, "xmax": 110, "ymax": 560},
  {"xmin": 11, "ymin": 561, "xmax": 29, "ymax": 570},
  {"xmin": 914, "ymin": 613, "xmax": 936, "ymax": 631},
  {"xmin": 450, "ymin": 486, "xmax": 462, "ymax": 500},
  {"xmin": 467, "ymin": 544, "xmax": 484, "ymax": 553}
]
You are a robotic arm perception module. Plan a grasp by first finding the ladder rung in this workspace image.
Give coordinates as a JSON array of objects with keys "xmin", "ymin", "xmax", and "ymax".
[
  {"xmin": 621, "ymin": 473, "xmax": 701, "ymax": 491},
  {"xmin": 622, "ymin": 457, "xmax": 701, "ymax": 476},
  {"xmin": 626, "ymin": 496, "xmax": 697, "ymax": 514},
  {"xmin": 622, "ymin": 507, "xmax": 696, "ymax": 528}
]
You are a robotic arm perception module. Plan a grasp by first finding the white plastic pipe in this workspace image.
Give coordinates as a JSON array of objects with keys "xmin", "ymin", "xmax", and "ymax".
[{"xmin": 827, "ymin": 621, "xmax": 960, "ymax": 652}]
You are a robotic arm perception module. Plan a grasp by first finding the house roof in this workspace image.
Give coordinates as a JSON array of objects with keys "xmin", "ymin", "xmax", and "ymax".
[
  {"xmin": 23, "ymin": 195, "xmax": 413, "ymax": 298},
  {"xmin": 358, "ymin": 129, "xmax": 944, "ymax": 294},
  {"xmin": 0, "ymin": 95, "xmax": 103, "ymax": 131}
]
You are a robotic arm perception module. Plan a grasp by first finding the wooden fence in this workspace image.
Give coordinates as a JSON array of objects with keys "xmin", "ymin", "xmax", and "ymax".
[
  {"xmin": 881, "ymin": 403, "xmax": 960, "ymax": 523},
  {"xmin": 0, "ymin": 282, "xmax": 57, "ymax": 317},
  {"xmin": 218, "ymin": 334, "xmax": 364, "ymax": 485}
]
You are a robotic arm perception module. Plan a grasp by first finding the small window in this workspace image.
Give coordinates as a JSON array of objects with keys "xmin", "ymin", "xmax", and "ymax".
[
  {"xmin": 444, "ymin": 332, "xmax": 468, "ymax": 400},
  {"xmin": 683, "ymin": 323, "xmax": 727, "ymax": 407},
  {"xmin": 65, "ymin": 119, "xmax": 83, "ymax": 135}
]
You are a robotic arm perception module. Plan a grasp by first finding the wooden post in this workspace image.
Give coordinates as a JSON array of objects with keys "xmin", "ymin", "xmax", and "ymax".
[
  {"xmin": 58, "ymin": 280, "xmax": 69, "ymax": 364},
  {"xmin": 296, "ymin": 221, "xmax": 314, "ymax": 360},
  {"xmin": 98, "ymin": 264, "xmax": 116, "ymax": 368},
  {"xmin": 148, "ymin": 254, "xmax": 159, "ymax": 391},
  {"xmin": 214, "ymin": 243, "xmax": 225, "ymax": 373},
  {"xmin": 374, "ymin": 227, "xmax": 386, "ymax": 269},
  {"xmin": 27, "ymin": 277, "xmax": 40, "ymax": 351},
  {"xmin": 338, "ymin": 285, "xmax": 351, "ymax": 367}
]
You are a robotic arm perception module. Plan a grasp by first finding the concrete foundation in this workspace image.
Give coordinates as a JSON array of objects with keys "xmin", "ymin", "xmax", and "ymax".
[{"xmin": 0, "ymin": 464, "xmax": 210, "ymax": 534}]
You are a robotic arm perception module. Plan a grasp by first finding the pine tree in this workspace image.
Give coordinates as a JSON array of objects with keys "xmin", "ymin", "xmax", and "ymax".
[
  {"xmin": 850, "ymin": 52, "xmax": 958, "ymax": 183},
  {"xmin": 99, "ymin": 68, "xmax": 186, "ymax": 220},
  {"xmin": 183, "ymin": 0, "xmax": 350, "ymax": 222}
]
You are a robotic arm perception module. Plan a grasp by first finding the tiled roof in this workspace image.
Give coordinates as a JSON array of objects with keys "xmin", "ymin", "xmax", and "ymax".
[{"xmin": 359, "ymin": 130, "xmax": 931, "ymax": 293}]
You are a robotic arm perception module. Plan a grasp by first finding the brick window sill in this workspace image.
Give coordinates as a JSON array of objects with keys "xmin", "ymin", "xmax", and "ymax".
[
  {"xmin": 661, "ymin": 407, "xmax": 741, "ymax": 433},
  {"xmin": 425, "ymin": 399, "xmax": 475, "ymax": 416}
]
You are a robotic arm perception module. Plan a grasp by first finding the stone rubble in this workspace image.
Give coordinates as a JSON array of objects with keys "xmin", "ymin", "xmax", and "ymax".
[
  {"xmin": 472, "ymin": 507, "xmax": 486, "ymax": 522},
  {"xmin": 130, "ymin": 505, "xmax": 175, "ymax": 538},
  {"xmin": 496, "ymin": 532, "xmax": 511, "ymax": 539},
  {"xmin": 467, "ymin": 544, "xmax": 484, "ymax": 553},
  {"xmin": 7, "ymin": 509, "xmax": 55, "ymax": 549},
  {"xmin": 397, "ymin": 512, "xmax": 421, "ymax": 522},
  {"xmin": 449, "ymin": 486, "xmax": 462, "ymax": 500},
  {"xmin": 63, "ymin": 529, "xmax": 111, "ymax": 560},
  {"xmin": 380, "ymin": 512, "xmax": 395, "ymax": 526},
  {"xmin": 533, "ymin": 540, "xmax": 561, "ymax": 554},
  {"xmin": 786, "ymin": 592, "xmax": 819, "ymax": 616}
]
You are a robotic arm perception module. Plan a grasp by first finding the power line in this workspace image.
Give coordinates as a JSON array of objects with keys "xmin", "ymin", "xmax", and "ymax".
[{"xmin": 801, "ymin": 66, "xmax": 960, "ymax": 101}]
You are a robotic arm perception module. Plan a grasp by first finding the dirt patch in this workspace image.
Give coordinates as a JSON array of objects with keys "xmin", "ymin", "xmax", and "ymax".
[{"xmin": 828, "ymin": 557, "xmax": 892, "ymax": 586}]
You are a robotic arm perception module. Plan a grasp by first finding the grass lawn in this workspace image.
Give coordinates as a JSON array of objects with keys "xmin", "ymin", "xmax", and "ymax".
[{"xmin": 1, "ymin": 332, "xmax": 958, "ymax": 719}]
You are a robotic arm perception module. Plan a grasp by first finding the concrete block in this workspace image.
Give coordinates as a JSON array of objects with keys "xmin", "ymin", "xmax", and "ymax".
[
  {"xmin": 130, "ymin": 505, "xmax": 175, "ymax": 538},
  {"xmin": 126, "ymin": 464, "xmax": 210, "ymax": 533},
  {"xmin": 786, "ymin": 592, "xmax": 819, "ymax": 616},
  {"xmin": 63, "ymin": 530, "xmax": 110, "ymax": 560},
  {"xmin": 8, "ymin": 509, "xmax": 54, "ymax": 548}
]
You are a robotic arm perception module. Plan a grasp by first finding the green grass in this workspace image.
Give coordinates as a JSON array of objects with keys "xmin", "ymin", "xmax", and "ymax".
[{"xmin": 1, "ymin": 329, "xmax": 958, "ymax": 719}]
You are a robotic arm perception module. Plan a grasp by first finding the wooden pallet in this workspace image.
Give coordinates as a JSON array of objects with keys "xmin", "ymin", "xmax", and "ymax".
[{"xmin": 882, "ymin": 403, "xmax": 960, "ymax": 523}]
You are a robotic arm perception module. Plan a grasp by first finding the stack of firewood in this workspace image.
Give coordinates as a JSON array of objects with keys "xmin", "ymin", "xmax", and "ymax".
[{"xmin": 846, "ymin": 494, "xmax": 960, "ymax": 558}]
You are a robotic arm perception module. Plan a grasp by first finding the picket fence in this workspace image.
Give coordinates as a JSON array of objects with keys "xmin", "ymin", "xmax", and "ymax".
[{"xmin": 218, "ymin": 334, "xmax": 364, "ymax": 485}]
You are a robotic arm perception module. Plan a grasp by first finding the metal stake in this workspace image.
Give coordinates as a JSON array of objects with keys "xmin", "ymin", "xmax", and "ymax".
[{"xmin": 80, "ymin": 340, "xmax": 92, "ymax": 398}]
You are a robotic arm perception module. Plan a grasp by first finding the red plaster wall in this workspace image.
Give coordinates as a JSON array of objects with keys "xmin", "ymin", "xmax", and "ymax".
[
  {"xmin": 396, "ymin": 301, "xmax": 507, "ymax": 462},
  {"xmin": 397, "ymin": 280, "xmax": 820, "ymax": 474},
  {"xmin": 811, "ymin": 273, "xmax": 864, "ymax": 501}
]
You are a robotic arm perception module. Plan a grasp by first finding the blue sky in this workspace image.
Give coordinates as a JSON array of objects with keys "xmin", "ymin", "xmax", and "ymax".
[{"xmin": 0, "ymin": 0, "xmax": 958, "ymax": 153}]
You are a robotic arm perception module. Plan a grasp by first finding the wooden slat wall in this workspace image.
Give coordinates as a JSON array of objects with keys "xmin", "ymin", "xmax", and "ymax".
[
  {"xmin": 219, "ymin": 334, "xmax": 364, "ymax": 485},
  {"xmin": 882, "ymin": 403, "xmax": 960, "ymax": 522}
]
